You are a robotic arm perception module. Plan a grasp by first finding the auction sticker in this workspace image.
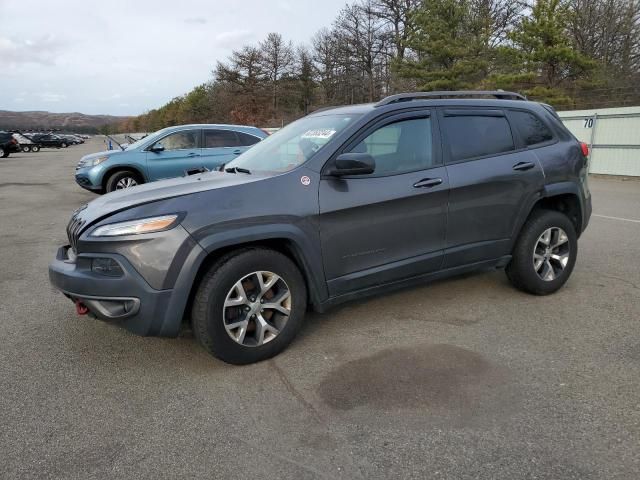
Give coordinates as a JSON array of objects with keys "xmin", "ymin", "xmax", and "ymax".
[
  {"xmin": 301, "ymin": 129, "xmax": 336, "ymax": 139},
  {"xmin": 300, "ymin": 175, "xmax": 311, "ymax": 186}
]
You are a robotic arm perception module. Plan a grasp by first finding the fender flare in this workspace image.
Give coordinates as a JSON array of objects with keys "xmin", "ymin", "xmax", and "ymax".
[
  {"xmin": 512, "ymin": 181, "xmax": 585, "ymax": 244},
  {"xmin": 157, "ymin": 223, "xmax": 328, "ymax": 336},
  {"xmin": 196, "ymin": 223, "xmax": 327, "ymax": 305}
]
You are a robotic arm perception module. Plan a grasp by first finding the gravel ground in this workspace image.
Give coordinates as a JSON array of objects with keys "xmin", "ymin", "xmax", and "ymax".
[{"xmin": 1, "ymin": 139, "xmax": 639, "ymax": 479}]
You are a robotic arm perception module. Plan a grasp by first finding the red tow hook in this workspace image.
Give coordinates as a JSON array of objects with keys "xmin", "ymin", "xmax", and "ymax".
[{"xmin": 75, "ymin": 300, "xmax": 89, "ymax": 315}]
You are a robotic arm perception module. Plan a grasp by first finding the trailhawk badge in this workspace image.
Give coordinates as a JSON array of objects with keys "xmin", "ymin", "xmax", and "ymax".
[{"xmin": 300, "ymin": 175, "xmax": 311, "ymax": 186}]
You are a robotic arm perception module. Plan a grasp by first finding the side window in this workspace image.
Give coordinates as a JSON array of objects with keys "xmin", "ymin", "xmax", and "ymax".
[
  {"xmin": 236, "ymin": 131, "xmax": 261, "ymax": 146},
  {"xmin": 203, "ymin": 129, "xmax": 239, "ymax": 148},
  {"xmin": 443, "ymin": 115, "xmax": 515, "ymax": 162},
  {"xmin": 510, "ymin": 110, "xmax": 553, "ymax": 146},
  {"xmin": 155, "ymin": 131, "xmax": 198, "ymax": 151},
  {"xmin": 348, "ymin": 117, "xmax": 433, "ymax": 175}
]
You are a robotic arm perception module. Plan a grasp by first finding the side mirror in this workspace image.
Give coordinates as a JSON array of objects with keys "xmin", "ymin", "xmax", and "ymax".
[
  {"xmin": 149, "ymin": 144, "xmax": 165, "ymax": 153},
  {"xmin": 329, "ymin": 153, "xmax": 375, "ymax": 176}
]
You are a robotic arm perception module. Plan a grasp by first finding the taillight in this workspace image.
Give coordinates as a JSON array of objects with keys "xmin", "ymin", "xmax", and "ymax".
[
  {"xmin": 11, "ymin": 138, "xmax": 17, "ymax": 144},
  {"xmin": 580, "ymin": 142, "xmax": 589, "ymax": 157}
]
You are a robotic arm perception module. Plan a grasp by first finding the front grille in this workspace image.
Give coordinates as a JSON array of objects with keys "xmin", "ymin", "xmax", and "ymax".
[{"xmin": 66, "ymin": 205, "xmax": 88, "ymax": 252}]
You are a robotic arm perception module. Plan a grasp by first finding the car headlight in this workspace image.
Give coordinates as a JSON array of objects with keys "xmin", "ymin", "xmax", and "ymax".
[
  {"xmin": 92, "ymin": 156, "xmax": 109, "ymax": 166},
  {"xmin": 90, "ymin": 215, "xmax": 179, "ymax": 237}
]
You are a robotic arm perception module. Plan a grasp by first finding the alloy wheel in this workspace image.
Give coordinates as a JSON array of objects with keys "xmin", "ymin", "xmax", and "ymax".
[
  {"xmin": 115, "ymin": 177, "xmax": 138, "ymax": 189},
  {"xmin": 533, "ymin": 227, "xmax": 570, "ymax": 281},
  {"xmin": 222, "ymin": 271, "xmax": 291, "ymax": 347}
]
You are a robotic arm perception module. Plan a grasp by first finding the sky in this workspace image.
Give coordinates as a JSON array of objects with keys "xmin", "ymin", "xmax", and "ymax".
[{"xmin": 0, "ymin": 0, "xmax": 347, "ymax": 116}]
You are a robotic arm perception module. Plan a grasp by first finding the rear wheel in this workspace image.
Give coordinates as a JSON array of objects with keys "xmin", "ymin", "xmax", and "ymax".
[
  {"xmin": 192, "ymin": 248, "xmax": 307, "ymax": 364},
  {"xmin": 506, "ymin": 209, "xmax": 577, "ymax": 295},
  {"xmin": 31, "ymin": 145, "xmax": 40, "ymax": 152},
  {"xmin": 105, "ymin": 170, "xmax": 142, "ymax": 193},
  {"xmin": 22, "ymin": 145, "xmax": 32, "ymax": 152}
]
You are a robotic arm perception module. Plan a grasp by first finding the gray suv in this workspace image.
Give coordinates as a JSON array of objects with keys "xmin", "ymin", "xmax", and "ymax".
[{"xmin": 49, "ymin": 91, "xmax": 592, "ymax": 364}]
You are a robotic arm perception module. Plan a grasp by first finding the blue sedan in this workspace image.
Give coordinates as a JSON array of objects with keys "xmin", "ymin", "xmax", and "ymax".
[{"xmin": 75, "ymin": 124, "xmax": 268, "ymax": 193}]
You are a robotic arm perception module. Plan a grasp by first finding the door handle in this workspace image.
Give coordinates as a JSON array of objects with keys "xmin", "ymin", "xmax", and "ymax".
[
  {"xmin": 232, "ymin": 149, "xmax": 242, "ymax": 155},
  {"xmin": 413, "ymin": 178, "xmax": 443, "ymax": 188},
  {"xmin": 513, "ymin": 161, "xmax": 535, "ymax": 171},
  {"xmin": 187, "ymin": 152, "xmax": 200, "ymax": 157}
]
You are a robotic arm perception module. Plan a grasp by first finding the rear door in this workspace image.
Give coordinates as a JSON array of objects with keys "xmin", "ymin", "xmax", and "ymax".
[
  {"xmin": 318, "ymin": 110, "xmax": 449, "ymax": 296},
  {"xmin": 145, "ymin": 129, "xmax": 201, "ymax": 180},
  {"xmin": 201, "ymin": 129, "xmax": 252, "ymax": 170},
  {"xmin": 440, "ymin": 108, "xmax": 545, "ymax": 268}
]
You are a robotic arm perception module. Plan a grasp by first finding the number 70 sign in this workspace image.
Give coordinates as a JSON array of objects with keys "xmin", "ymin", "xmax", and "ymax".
[{"xmin": 583, "ymin": 117, "xmax": 595, "ymax": 128}]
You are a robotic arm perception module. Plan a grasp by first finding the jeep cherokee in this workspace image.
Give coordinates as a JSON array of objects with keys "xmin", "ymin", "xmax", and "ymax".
[{"xmin": 49, "ymin": 91, "xmax": 592, "ymax": 364}]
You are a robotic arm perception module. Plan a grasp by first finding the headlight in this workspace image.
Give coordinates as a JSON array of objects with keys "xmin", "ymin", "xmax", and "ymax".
[
  {"xmin": 92, "ymin": 156, "xmax": 109, "ymax": 166},
  {"xmin": 90, "ymin": 215, "xmax": 179, "ymax": 237}
]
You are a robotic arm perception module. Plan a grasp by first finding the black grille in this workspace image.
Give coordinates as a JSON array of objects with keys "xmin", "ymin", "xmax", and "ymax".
[{"xmin": 66, "ymin": 206, "xmax": 88, "ymax": 252}]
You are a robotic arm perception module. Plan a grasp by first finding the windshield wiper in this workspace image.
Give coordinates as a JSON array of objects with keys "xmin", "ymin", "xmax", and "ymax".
[{"xmin": 225, "ymin": 166, "xmax": 251, "ymax": 174}]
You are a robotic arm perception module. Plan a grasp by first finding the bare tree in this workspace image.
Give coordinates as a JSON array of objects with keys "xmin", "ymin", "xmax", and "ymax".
[
  {"xmin": 259, "ymin": 32, "xmax": 294, "ymax": 112},
  {"xmin": 334, "ymin": 1, "xmax": 389, "ymax": 102},
  {"xmin": 372, "ymin": 0, "xmax": 421, "ymax": 60}
]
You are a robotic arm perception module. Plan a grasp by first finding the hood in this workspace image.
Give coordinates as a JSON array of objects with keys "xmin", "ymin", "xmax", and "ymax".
[
  {"xmin": 74, "ymin": 170, "xmax": 271, "ymax": 227},
  {"xmin": 80, "ymin": 150, "xmax": 123, "ymax": 161}
]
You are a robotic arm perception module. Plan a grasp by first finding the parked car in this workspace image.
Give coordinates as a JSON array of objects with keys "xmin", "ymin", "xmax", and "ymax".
[
  {"xmin": 29, "ymin": 133, "xmax": 69, "ymax": 148},
  {"xmin": 50, "ymin": 91, "xmax": 592, "ymax": 364},
  {"xmin": 12, "ymin": 132, "xmax": 41, "ymax": 152},
  {"xmin": 1, "ymin": 131, "xmax": 21, "ymax": 157},
  {"xmin": 61, "ymin": 134, "xmax": 84, "ymax": 145},
  {"xmin": 74, "ymin": 124, "xmax": 267, "ymax": 193}
]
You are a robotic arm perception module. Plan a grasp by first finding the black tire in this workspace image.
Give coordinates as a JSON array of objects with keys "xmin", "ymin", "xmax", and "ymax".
[
  {"xmin": 60, "ymin": 142, "xmax": 67, "ymax": 148},
  {"xmin": 506, "ymin": 209, "xmax": 577, "ymax": 295},
  {"xmin": 192, "ymin": 248, "xmax": 307, "ymax": 364},
  {"xmin": 104, "ymin": 170, "xmax": 142, "ymax": 193},
  {"xmin": 0, "ymin": 148, "xmax": 8, "ymax": 158},
  {"xmin": 32, "ymin": 145, "xmax": 40, "ymax": 152},
  {"xmin": 22, "ymin": 145, "xmax": 32, "ymax": 152}
]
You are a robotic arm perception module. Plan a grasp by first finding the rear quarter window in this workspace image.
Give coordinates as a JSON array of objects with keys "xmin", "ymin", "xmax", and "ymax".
[{"xmin": 509, "ymin": 110, "xmax": 553, "ymax": 146}]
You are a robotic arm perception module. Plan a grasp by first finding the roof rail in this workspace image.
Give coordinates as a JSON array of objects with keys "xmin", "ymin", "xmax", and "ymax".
[{"xmin": 374, "ymin": 90, "xmax": 527, "ymax": 107}]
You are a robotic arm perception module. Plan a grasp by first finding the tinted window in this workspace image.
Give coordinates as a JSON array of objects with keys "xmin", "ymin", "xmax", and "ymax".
[
  {"xmin": 236, "ymin": 131, "xmax": 261, "ymax": 146},
  {"xmin": 203, "ymin": 130, "xmax": 239, "ymax": 148},
  {"xmin": 155, "ymin": 131, "xmax": 198, "ymax": 151},
  {"xmin": 349, "ymin": 117, "xmax": 433, "ymax": 175},
  {"xmin": 510, "ymin": 110, "xmax": 553, "ymax": 146},
  {"xmin": 444, "ymin": 115, "xmax": 514, "ymax": 162}
]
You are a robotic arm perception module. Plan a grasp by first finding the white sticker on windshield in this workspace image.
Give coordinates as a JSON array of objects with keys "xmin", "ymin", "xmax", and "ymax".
[{"xmin": 301, "ymin": 129, "xmax": 336, "ymax": 139}]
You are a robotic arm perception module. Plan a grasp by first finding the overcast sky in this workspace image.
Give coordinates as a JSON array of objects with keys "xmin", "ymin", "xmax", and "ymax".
[{"xmin": 0, "ymin": 0, "xmax": 346, "ymax": 116}]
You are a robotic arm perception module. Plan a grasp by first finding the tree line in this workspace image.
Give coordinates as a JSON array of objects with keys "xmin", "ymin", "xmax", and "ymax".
[{"xmin": 117, "ymin": 0, "xmax": 640, "ymax": 132}]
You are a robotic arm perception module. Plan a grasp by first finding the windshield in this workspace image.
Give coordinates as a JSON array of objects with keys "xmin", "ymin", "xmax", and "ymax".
[
  {"xmin": 125, "ymin": 128, "xmax": 169, "ymax": 151},
  {"xmin": 225, "ymin": 114, "xmax": 361, "ymax": 172}
]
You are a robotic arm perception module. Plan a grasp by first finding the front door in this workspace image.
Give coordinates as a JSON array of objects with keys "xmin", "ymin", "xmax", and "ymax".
[
  {"xmin": 146, "ymin": 129, "xmax": 201, "ymax": 181},
  {"xmin": 318, "ymin": 112, "xmax": 449, "ymax": 297}
]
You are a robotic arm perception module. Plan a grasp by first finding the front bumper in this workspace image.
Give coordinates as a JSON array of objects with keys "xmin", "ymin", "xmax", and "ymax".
[
  {"xmin": 75, "ymin": 174, "xmax": 102, "ymax": 192},
  {"xmin": 49, "ymin": 246, "xmax": 179, "ymax": 336}
]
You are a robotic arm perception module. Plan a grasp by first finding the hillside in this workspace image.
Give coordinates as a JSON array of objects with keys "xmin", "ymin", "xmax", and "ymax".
[{"xmin": 0, "ymin": 110, "xmax": 129, "ymax": 132}]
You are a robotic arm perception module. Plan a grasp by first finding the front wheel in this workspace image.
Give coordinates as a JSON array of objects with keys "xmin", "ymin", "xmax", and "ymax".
[
  {"xmin": 60, "ymin": 142, "xmax": 67, "ymax": 148},
  {"xmin": 506, "ymin": 209, "xmax": 577, "ymax": 295},
  {"xmin": 0, "ymin": 147, "xmax": 7, "ymax": 158},
  {"xmin": 192, "ymin": 248, "xmax": 307, "ymax": 364},
  {"xmin": 104, "ymin": 170, "xmax": 142, "ymax": 193}
]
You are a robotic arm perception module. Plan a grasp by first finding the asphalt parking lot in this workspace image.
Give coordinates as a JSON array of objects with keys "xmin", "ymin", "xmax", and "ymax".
[{"xmin": 1, "ymin": 138, "xmax": 639, "ymax": 479}]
